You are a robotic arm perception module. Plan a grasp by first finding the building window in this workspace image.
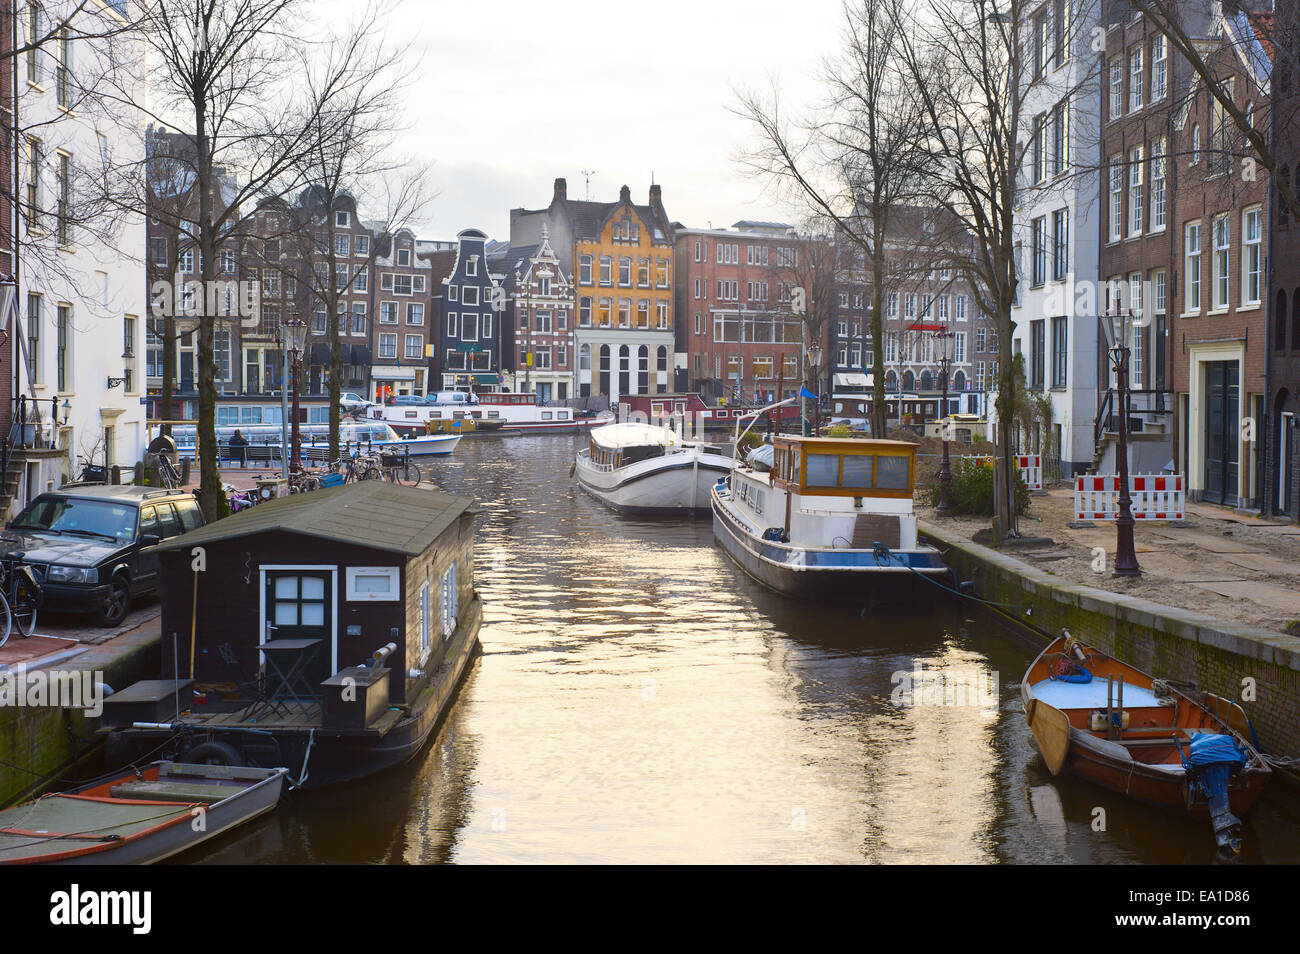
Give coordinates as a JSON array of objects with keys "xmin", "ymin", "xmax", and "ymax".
[
  {"xmin": 1211, "ymin": 214, "xmax": 1229, "ymax": 310},
  {"xmin": 56, "ymin": 29, "xmax": 72, "ymax": 109},
  {"xmin": 1051, "ymin": 317, "xmax": 1066, "ymax": 389},
  {"xmin": 57, "ymin": 305, "xmax": 71, "ymax": 392},
  {"xmin": 1242, "ymin": 207, "xmax": 1261, "ymax": 306},
  {"xmin": 27, "ymin": 294, "xmax": 42, "ymax": 385},
  {"xmin": 1051, "ymin": 209, "xmax": 1068, "ymax": 281},
  {"xmin": 1151, "ymin": 35, "xmax": 1167, "ymax": 101},
  {"xmin": 379, "ymin": 333, "xmax": 397, "ymax": 358},
  {"xmin": 599, "ymin": 256, "xmax": 612, "ymax": 285},
  {"xmin": 1127, "ymin": 146, "xmax": 1143, "ymax": 237},
  {"xmin": 1150, "ymin": 138, "xmax": 1166, "ymax": 231},
  {"xmin": 405, "ymin": 334, "xmax": 423, "ymax": 359},
  {"xmin": 1185, "ymin": 222, "xmax": 1202, "ymax": 313},
  {"xmin": 1109, "ymin": 155, "xmax": 1123, "ymax": 242},
  {"xmin": 1191, "ymin": 124, "xmax": 1201, "ymax": 165},
  {"xmin": 1128, "ymin": 45, "xmax": 1143, "ymax": 112},
  {"xmin": 1033, "ymin": 114, "xmax": 1046, "ymax": 183},
  {"xmin": 1108, "ymin": 56, "xmax": 1123, "ymax": 120},
  {"xmin": 1030, "ymin": 217, "xmax": 1046, "ymax": 286},
  {"xmin": 1030, "ymin": 319, "xmax": 1045, "ymax": 390},
  {"xmin": 1051, "ymin": 99, "xmax": 1068, "ymax": 175},
  {"xmin": 56, "ymin": 152, "xmax": 72, "ymax": 246},
  {"xmin": 26, "ymin": 3, "xmax": 40, "ymax": 84}
]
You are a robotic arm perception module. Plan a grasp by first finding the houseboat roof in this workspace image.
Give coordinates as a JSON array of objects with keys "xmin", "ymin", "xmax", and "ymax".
[
  {"xmin": 775, "ymin": 435, "xmax": 917, "ymax": 450},
  {"xmin": 157, "ymin": 482, "xmax": 476, "ymax": 556},
  {"xmin": 591, "ymin": 422, "xmax": 681, "ymax": 450}
]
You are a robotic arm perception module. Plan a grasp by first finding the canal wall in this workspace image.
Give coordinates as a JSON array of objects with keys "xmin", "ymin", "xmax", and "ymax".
[
  {"xmin": 919, "ymin": 521, "xmax": 1300, "ymax": 760},
  {"xmin": 0, "ymin": 621, "xmax": 161, "ymax": 807}
]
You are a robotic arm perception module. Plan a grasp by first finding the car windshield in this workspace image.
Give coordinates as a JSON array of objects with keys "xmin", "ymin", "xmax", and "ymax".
[{"xmin": 11, "ymin": 497, "xmax": 137, "ymax": 542}]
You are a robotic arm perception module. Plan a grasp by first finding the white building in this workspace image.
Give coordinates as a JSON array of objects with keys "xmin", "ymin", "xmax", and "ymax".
[
  {"xmin": 1009, "ymin": 0, "xmax": 1102, "ymax": 476},
  {"xmin": 12, "ymin": 0, "xmax": 148, "ymax": 499}
]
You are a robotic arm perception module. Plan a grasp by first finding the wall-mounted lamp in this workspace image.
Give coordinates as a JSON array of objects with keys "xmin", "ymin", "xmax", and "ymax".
[
  {"xmin": 60, "ymin": 399, "xmax": 71, "ymax": 425},
  {"xmin": 107, "ymin": 375, "xmax": 128, "ymax": 390}
]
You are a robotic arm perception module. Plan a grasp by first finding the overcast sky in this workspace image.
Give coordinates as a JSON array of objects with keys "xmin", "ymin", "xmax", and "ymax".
[{"xmin": 397, "ymin": 0, "xmax": 844, "ymax": 242}]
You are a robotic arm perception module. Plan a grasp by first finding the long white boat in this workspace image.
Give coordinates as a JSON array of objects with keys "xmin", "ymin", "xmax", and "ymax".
[
  {"xmin": 372, "ymin": 432, "xmax": 460, "ymax": 457},
  {"xmin": 711, "ymin": 404, "xmax": 950, "ymax": 604},
  {"xmin": 369, "ymin": 391, "xmax": 610, "ymax": 436},
  {"xmin": 574, "ymin": 422, "xmax": 732, "ymax": 514}
]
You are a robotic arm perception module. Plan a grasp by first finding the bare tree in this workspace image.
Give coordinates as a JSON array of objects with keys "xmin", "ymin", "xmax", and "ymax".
[
  {"xmin": 890, "ymin": 0, "xmax": 1098, "ymax": 538},
  {"xmin": 96, "ymin": 0, "xmax": 408, "ymax": 520},
  {"xmin": 736, "ymin": 0, "xmax": 932, "ymax": 439}
]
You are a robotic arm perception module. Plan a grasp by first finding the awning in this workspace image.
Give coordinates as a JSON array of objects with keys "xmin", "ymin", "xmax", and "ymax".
[
  {"xmin": 349, "ymin": 345, "xmax": 372, "ymax": 365},
  {"xmin": 457, "ymin": 343, "xmax": 484, "ymax": 353},
  {"xmin": 834, "ymin": 372, "xmax": 872, "ymax": 389},
  {"xmin": 309, "ymin": 343, "xmax": 331, "ymax": 365},
  {"xmin": 472, "ymin": 373, "xmax": 499, "ymax": 385},
  {"xmin": 371, "ymin": 366, "xmax": 417, "ymax": 381}
]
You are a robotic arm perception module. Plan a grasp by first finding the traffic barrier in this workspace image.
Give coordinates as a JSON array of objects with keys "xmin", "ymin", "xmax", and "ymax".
[
  {"xmin": 960, "ymin": 454, "xmax": 1042, "ymax": 490},
  {"xmin": 1074, "ymin": 474, "xmax": 1185, "ymax": 521}
]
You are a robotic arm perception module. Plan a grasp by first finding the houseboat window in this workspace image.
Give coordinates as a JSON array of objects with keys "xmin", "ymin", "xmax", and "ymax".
[
  {"xmin": 346, "ymin": 566, "xmax": 399, "ymax": 601},
  {"xmin": 405, "ymin": 411, "xmax": 417, "ymax": 419},
  {"xmin": 559, "ymin": 411, "xmax": 569, "ymax": 419},
  {"xmin": 542, "ymin": 412, "xmax": 552, "ymax": 420},
  {"xmin": 441, "ymin": 563, "xmax": 458, "ymax": 639},
  {"xmin": 419, "ymin": 581, "xmax": 431, "ymax": 659},
  {"xmin": 431, "ymin": 411, "xmax": 442, "ymax": 419},
  {"xmin": 488, "ymin": 411, "xmax": 500, "ymax": 418},
  {"xmin": 841, "ymin": 455, "xmax": 874, "ymax": 488},
  {"xmin": 875, "ymin": 456, "xmax": 910, "ymax": 490},
  {"xmin": 806, "ymin": 454, "xmax": 840, "ymax": 487}
]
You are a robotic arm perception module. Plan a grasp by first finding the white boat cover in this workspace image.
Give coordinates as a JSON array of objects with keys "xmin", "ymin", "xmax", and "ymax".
[{"xmin": 590, "ymin": 422, "xmax": 681, "ymax": 450}]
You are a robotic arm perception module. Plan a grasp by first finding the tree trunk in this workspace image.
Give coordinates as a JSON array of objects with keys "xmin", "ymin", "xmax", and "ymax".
[
  {"xmin": 869, "ymin": 243, "xmax": 888, "ymax": 439},
  {"xmin": 195, "ymin": 111, "xmax": 221, "ymax": 522}
]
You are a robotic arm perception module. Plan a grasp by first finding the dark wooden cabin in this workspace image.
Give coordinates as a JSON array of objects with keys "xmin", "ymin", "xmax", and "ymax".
[{"xmin": 156, "ymin": 482, "xmax": 478, "ymax": 708}]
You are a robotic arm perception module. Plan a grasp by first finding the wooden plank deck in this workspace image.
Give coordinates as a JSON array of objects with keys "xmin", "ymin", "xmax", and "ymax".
[{"xmin": 199, "ymin": 703, "xmax": 324, "ymax": 729}]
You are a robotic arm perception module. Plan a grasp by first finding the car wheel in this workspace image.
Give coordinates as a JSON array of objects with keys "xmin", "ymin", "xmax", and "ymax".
[{"xmin": 93, "ymin": 576, "xmax": 131, "ymax": 627}]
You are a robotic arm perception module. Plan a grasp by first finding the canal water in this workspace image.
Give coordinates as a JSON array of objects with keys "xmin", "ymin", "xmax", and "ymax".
[{"xmin": 196, "ymin": 435, "xmax": 1300, "ymax": 864}]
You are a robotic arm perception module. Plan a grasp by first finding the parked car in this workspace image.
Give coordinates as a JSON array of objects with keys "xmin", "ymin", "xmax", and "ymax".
[
  {"xmin": 340, "ymin": 392, "xmax": 373, "ymax": 414},
  {"xmin": 0, "ymin": 486, "xmax": 205, "ymax": 626},
  {"xmin": 386, "ymin": 395, "xmax": 432, "ymax": 407}
]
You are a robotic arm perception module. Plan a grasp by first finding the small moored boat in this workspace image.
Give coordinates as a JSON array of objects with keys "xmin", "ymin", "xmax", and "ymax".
[
  {"xmin": 1022, "ymin": 634, "xmax": 1272, "ymax": 855},
  {"xmin": 0, "ymin": 762, "xmax": 287, "ymax": 864},
  {"xmin": 574, "ymin": 422, "xmax": 732, "ymax": 514}
]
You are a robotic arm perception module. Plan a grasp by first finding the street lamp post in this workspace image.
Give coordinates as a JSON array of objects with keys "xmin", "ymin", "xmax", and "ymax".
[
  {"xmin": 808, "ymin": 343, "xmax": 822, "ymax": 437},
  {"xmin": 936, "ymin": 328, "xmax": 955, "ymax": 515},
  {"xmin": 285, "ymin": 315, "xmax": 308, "ymax": 476},
  {"xmin": 1102, "ymin": 308, "xmax": 1141, "ymax": 577}
]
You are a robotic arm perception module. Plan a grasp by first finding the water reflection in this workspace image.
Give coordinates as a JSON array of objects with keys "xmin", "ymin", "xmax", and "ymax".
[{"xmin": 186, "ymin": 434, "xmax": 1299, "ymax": 864}]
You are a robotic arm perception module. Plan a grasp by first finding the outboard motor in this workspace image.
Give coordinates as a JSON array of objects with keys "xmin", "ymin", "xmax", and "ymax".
[{"xmin": 1183, "ymin": 733, "xmax": 1248, "ymax": 856}]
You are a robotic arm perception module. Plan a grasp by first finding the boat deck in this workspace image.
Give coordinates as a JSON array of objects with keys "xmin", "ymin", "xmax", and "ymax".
[
  {"xmin": 1031, "ymin": 678, "xmax": 1169, "ymax": 711},
  {"xmin": 180, "ymin": 702, "xmax": 404, "ymax": 736}
]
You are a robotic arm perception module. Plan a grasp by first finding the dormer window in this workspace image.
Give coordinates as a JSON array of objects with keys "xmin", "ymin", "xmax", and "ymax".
[
  {"xmin": 397, "ymin": 247, "xmax": 411, "ymax": 267},
  {"xmin": 466, "ymin": 255, "xmax": 479, "ymax": 277},
  {"xmin": 335, "ymin": 211, "xmax": 349, "ymax": 228}
]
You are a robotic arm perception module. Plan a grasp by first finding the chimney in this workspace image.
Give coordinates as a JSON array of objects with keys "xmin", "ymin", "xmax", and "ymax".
[
  {"xmin": 649, "ymin": 184, "xmax": 662, "ymax": 204},
  {"xmin": 619, "ymin": 184, "xmax": 631, "ymax": 204},
  {"xmin": 553, "ymin": 178, "xmax": 567, "ymax": 202}
]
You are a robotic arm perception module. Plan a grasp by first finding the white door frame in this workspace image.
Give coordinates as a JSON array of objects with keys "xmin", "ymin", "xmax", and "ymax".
[{"xmin": 258, "ymin": 564, "xmax": 340, "ymax": 675}]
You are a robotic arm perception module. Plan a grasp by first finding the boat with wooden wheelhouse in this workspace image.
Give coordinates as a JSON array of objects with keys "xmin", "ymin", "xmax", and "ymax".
[
  {"xmin": 574, "ymin": 422, "xmax": 732, "ymax": 514},
  {"xmin": 710, "ymin": 416, "xmax": 949, "ymax": 603},
  {"xmin": 0, "ymin": 762, "xmax": 287, "ymax": 865},
  {"xmin": 1022, "ymin": 634, "xmax": 1272, "ymax": 855}
]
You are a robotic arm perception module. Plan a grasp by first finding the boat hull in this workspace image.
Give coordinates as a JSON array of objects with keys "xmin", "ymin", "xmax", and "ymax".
[
  {"xmin": 104, "ymin": 599, "xmax": 483, "ymax": 791},
  {"xmin": 0, "ymin": 764, "xmax": 288, "ymax": 865},
  {"xmin": 576, "ymin": 452, "xmax": 731, "ymax": 514},
  {"xmin": 373, "ymin": 434, "xmax": 460, "ymax": 457},
  {"xmin": 710, "ymin": 486, "xmax": 950, "ymax": 603}
]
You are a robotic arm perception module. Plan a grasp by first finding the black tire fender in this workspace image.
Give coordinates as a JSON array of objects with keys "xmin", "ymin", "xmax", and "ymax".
[{"xmin": 180, "ymin": 740, "xmax": 244, "ymax": 766}]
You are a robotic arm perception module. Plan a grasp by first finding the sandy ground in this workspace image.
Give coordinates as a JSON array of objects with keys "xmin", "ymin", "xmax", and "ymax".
[{"xmin": 917, "ymin": 485, "xmax": 1300, "ymax": 636}]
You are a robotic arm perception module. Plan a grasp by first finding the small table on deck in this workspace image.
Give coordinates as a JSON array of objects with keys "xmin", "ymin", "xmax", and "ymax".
[{"xmin": 245, "ymin": 638, "xmax": 324, "ymax": 719}]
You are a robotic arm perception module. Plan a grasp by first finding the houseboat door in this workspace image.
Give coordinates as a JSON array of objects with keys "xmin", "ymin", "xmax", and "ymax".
[{"xmin": 262, "ymin": 568, "xmax": 335, "ymax": 688}]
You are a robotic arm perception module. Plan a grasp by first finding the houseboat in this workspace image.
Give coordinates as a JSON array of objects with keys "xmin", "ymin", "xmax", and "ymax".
[
  {"xmin": 369, "ymin": 391, "xmax": 609, "ymax": 436},
  {"xmin": 574, "ymin": 422, "xmax": 732, "ymax": 514},
  {"xmin": 101, "ymin": 481, "xmax": 482, "ymax": 789},
  {"xmin": 1022, "ymin": 634, "xmax": 1272, "ymax": 855},
  {"xmin": 711, "ymin": 429, "xmax": 950, "ymax": 603}
]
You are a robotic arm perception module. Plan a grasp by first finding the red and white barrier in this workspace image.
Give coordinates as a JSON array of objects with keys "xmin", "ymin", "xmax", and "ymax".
[
  {"xmin": 1074, "ymin": 474, "xmax": 1185, "ymax": 521},
  {"xmin": 960, "ymin": 454, "xmax": 1042, "ymax": 490}
]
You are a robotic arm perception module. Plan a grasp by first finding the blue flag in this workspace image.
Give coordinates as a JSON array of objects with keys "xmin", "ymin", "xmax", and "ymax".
[{"xmin": 799, "ymin": 385, "xmax": 817, "ymax": 401}]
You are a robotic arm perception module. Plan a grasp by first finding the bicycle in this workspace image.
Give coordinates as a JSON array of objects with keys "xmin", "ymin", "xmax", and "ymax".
[
  {"xmin": 0, "ymin": 557, "xmax": 44, "ymax": 649},
  {"xmin": 349, "ymin": 451, "xmax": 384, "ymax": 482},
  {"xmin": 379, "ymin": 448, "xmax": 421, "ymax": 487},
  {"xmin": 146, "ymin": 452, "xmax": 182, "ymax": 489}
]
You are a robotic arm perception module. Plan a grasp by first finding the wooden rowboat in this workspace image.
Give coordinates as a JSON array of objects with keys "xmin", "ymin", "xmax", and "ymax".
[
  {"xmin": 0, "ymin": 761, "xmax": 287, "ymax": 865},
  {"xmin": 1022, "ymin": 634, "xmax": 1271, "ymax": 855}
]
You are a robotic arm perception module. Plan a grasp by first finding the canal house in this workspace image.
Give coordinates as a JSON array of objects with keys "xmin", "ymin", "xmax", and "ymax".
[{"xmin": 104, "ymin": 482, "xmax": 483, "ymax": 787}]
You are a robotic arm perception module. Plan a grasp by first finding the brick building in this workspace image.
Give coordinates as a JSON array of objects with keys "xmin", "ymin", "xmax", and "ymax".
[{"xmin": 371, "ymin": 226, "xmax": 434, "ymax": 400}]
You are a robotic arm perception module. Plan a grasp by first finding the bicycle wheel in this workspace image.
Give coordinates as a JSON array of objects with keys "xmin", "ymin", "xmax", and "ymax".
[
  {"xmin": 401, "ymin": 462, "xmax": 421, "ymax": 487},
  {"xmin": 12, "ymin": 577, "xmax": 38, "ymax": 637},
  {"xmin": 0, "ymin": 590, "xmax": 12, "ymax": 650},
  {"xmin": 361, "ymin": 466, "xmax": 382, "ymax": 481}
]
